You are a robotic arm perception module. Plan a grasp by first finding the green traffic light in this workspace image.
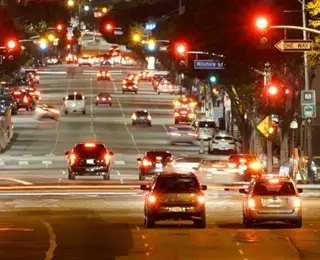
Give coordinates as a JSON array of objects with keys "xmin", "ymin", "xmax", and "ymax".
[{"xmin": 210, "ymin": 76, "xmax": 216, "ymax": 83}]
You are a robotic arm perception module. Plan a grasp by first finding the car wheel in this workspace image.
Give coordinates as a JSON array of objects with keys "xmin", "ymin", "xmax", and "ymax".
[
  {"xmin": 145, "ymin": 213, "xmax": 155, "ymax": 228},
  {"xmin": 174, "ymin": 120, "xmax": 178, "ymax": 124},
  {"xmin": 82, "ymin": 110, "xmax": 86, "ymax": 115},
  {"xmin": 292, "ymin": 218, "xmax": 302, "ymax": 228},
  {"xmin": 65, "ymin": 110, "xmax": 68, "ymax": 115},
  {"xmin": 157, "ymin": 92, "xmax": 160, "ymax": 95},
  {"xmin": 95, "ymin": 103, "xmax": 98, "ymax": 106},
  {"xmin": 243, "ymin": 213, "xmax": 253, "ymax": 228},
  {"xmin": 132, "ymin": 121, "xmax": 136, "ymax": 126},
  {"xmin": 109, "ymin": 103, "xmax": 112, "ymax": 106},
  {"xmin": 139, "ymin": 174, "xmax": 145, "ymax": 181},
  {"xmin": 148, "ymin": 122, "xmax": 152, "ymax": 127},
  {"xmin": 103, "ymin": 173, "xmax": 110, "ymax": 180},
  {"xmin": 194, "ymin": 211, "xmax": 206, "ymax": 229},
  {"xmin": 135, "ymin": 91, "xmax": 138, "ymax": 94},
  {"xmin": 68, "ymin": 170, "xmax": 76, "ymax": 180}
]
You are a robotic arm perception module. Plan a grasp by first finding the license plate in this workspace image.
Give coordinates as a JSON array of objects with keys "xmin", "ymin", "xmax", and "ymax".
[
  {"xmin": 86, "ymin": 159, "xmax": 94, "ymax": 164},
  {"xmin": 156, "ymin": 163, "xmax": 162, "ymax": 168},
  {"xmin": 102, "ymin": 98, "xmax": 106, "ymax": 101},
  {"xmin": 86, "ymin": 168, "xmax": 95, "ymax": 172},
  {"xmin": 269, "ymin": 199, "xmax": 280, "ymax": 204},
  {"xmin": 129, "ymin": 87, "xmax": 132, "ymax": 89},
  {"xmin": 240, "ymin": 165, "xmax": 247, "ymax": 170},
  {"xmin": 168, "ymin": 207, "xmax": 185, "ymax": 212}
]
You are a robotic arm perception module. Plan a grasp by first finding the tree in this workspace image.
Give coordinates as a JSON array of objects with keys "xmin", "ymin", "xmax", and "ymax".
[
  {"xmin": 24, "ymin": 20, "xmax": 47, "ymax": 36},
  {"xmin": 307, "ymin": 1, "xmax": 320, "ymax": 67}
]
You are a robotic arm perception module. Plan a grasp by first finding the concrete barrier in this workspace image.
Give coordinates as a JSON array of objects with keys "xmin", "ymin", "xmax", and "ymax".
[{"xmin": 0, "ymin": 107, "xmax": 14, "ymax": 152}]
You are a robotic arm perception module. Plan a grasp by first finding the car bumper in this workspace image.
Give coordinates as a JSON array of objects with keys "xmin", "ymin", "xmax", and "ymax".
[
  {"xmin": 140, "ymin": 167, "xmax": 164, "ymax": 176},
  {"xmin": 70, "ymin": 166, "xmax": 110, "ymax": 175},
  {"xmin": 147, "ymin": 206, "xmax": 204, "ymax": 220},
  {"xmin": 133, "ymin": 119, "xmax": 151, "ymax": 124},
  {"xmin": 170, "ymin": 136, "xmax": 195, "ymax": 143},
  {"xmin": 123, "ymin": 88, "xmax": 137, "ymax": 92},
  {"xmin": 246, "ymin": 208, "xmax": 302, "ymax": 221},
  {"xmin": 175, "ymin": 117, "xmax": 193, "ymax": 122},
  {"xmin": 65, "ymin": 107, "xmax": 84, "ymax": 112},
  {"xmin": 97, "ymin": 100, "xmax": 111, "ymax": 104},
  {"xmin": 97, "ymin": 77, "xmax": 110, "ymax": 80}
]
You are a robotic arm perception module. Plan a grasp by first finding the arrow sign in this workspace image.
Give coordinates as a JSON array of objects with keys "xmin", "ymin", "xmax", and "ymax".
[{"xmin": 274, "ymin": 39, "xmax": 312, "ymax": 52}]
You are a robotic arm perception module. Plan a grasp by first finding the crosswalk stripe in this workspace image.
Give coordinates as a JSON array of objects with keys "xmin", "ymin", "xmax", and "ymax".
[
  {"xmin": 18, "ymin": 161, "xmax": 29, "ymax": 165},
  {"xmin": 42, "ymin": 161, "xmax": 53, "ymax": 164},
  {"xmin": 114, "ymin": 161, "xmax": 125, "ymax": 165}
]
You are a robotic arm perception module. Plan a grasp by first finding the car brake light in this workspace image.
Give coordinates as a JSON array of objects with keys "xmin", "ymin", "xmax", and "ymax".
[
  {"xmin": 249, "ymin": 161, "xmax": 261, "ymax": 170},
  {"xmin": 174, "ymin": 112, "xmax": 179, "ymax": 117},
  {"xmin": 142, "ymin": 159, "xmax": 152, "ymax": 167},
  {"xmin": 35, "ymin": 76, "xmax": 40, "ymax": 80},
  {"xmin": 107, "ymin": 73, "xmax": 110, "ymax": 76},
  {"xmin": 13, "ymin": 91, "xmax": 21, "ymax": 95},
  {"xmin": 84, "ymin": 143, "xmax": 96, "ymax": 147},
  {"xmin": 132, "ymin": 114, "xmax": 137, "ymax": 120},
  {"xmin": 148, "ymin": 195, "xmax": 156, "ymax": 204},
  {"xmin": 197, "ymin": 195, "xmax": 205, "ymax": 204},
  {"xmin": 188, "ymin": 113, "xmax": 194, "ymax": 119},
  {"xmin": 23, "ymin": 96, "xmax": 29, "ymax": 103},
  {"xmin": 228, "ymin": 163, "xmax": 237, "ymax": 168},
  {"xmin": 147, "ymin": 115, "xmax": 152, "ymax": 120},
  {"xmin": 294, "ymin": 198, "xmax": 301, "ymax": 208},
  {"xmin": 169, "ymin": 85, "xmax": 172, "ymax": 88},
  {"xmin": 122, "ymin": 80, "xmax": 126, "ymax": 84},
  {"xmin": 269, "ymin": 179, "xmax": 279, "ymax": 184},
  {"xmin": 102, "ymin": 71, "xmax": 106, "ymax": 75},
  {"xmin": 170, "ymin": 132, "xmax": 181, "ymax": 136},
  {"xmin": 108, "ymin": 97, "xmax": 112, "ymax": 101},
  {"xmin": 35, "ymin": 91, "xmax": 40, "ymax": 96},
  {"xmin": 74, "ymin": 91, "xmax": 77, "ymax": 95},
  {"xmin": 96, "ymin": 97, "xmax": 99, "ymax": 101},
  {"xmin": 105, "ymin": 154, "xmax": 110, "ymax": 164},
  {"xmin": 70, "ymin": 153, "xmax": 76, "ymax": 165},
  {"xmin": 156, "ymin": 156, "xmax": 162, "ymax": 161},
  {"xmin": 248, "ymin": 198, "xmax": 255, "ymax": 209},
  {"xmin": 97, "ymin": 73, "xmax": 102, "ymax": 77}
]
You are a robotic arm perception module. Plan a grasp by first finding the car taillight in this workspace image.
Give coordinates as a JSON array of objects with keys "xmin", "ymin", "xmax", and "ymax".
[
  {"xmin": 148, "ymin": 195, "xmax": 156, "ymax": 204},
  {"xmin": 35, "ymin": 91, "xmax": 40, "ymax": 96},
  {"xmin": 248, "ymin": 198, "xmax": 255, "ymax": 209},
  {"xmin": 197, "ymin": 195, "xmax": 205, "ymax": 204},
  {"xmin": 108, "ymin": 97, "xmax": 112, "ymax": 101},
  {"xmin": 188, "ymin": 113, "xmax": 194, "ymax": 119},
  {"xmin": 239, "ymin": 158, "xmax": 246, "ymax": 163},
  {"xmin": 70, "ymin": 153, "xmax": 76, "ymax": 165},
  {"xmin": 123, "ymin": 85, "xmax": 127, "ymax": 88},
  {"xmin": 122, "ymin": 80, "xmax": 127, "ymax": 84},
  {"xmin": 23, "ymin": 96, "xmax": 29, "ymax": 103},
  {"xmin": 174, "ymin": 112, "xmax": 179, "ymax": 117},
  {"xmin": 169, "ymin": 85, "xmax": 172, "ymax": 88},
  {"xmin": 294, "ymin": 198, "xmax": 301, "ymax": 208},
  {"xmin": 142, "ymin": 159, "xmax": 152, "ymax": 167},
  {"xmin": 105, "ymin": 154, "xmax": 110, "ymax": 164},
  {"xmin": 35, "ymin": 76, "xmax": 40, "ymax": 80},
  {"xmin": 147, "ymin": 115, "xmax": 152, "ymax": 120},
  {"xmin": 132, "ymin": 114, "xmax": 137, "ymax": 120},
  {"xmin": 170, "ymin": 132, "xmax": 181, "ymax": 136},
  {"xmin": 96, "ymin": 97, "xmax": 99, "ymax": 101},
  {"xmin": 228, "ymin": 163, "xmax": 237, "ymax": 168},
  {"xmin": 97, "ymin": 73, "xmax": 102, "ymax": 77},
  {"xmin": 107, "ymin": 73, "xmax": 110, "ymax": 76},
  {"xmin": 249, "ymin": 161, "xmax": 261, "ymax": 170}
]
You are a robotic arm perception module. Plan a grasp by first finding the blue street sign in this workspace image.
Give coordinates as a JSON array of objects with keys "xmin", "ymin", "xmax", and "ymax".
[{"xmin": 194, "ymin": 60, "xmax": 225, "ymax": 70}]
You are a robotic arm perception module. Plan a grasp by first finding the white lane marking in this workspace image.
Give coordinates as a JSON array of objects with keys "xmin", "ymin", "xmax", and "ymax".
[
  {"xmin": 112, "ymin": 81, "xmax": 125, "ymax": 117},
  {"xmin": 0, "ymin": 161, "xmax": 5, "ymax": 166},
  {"xmin": 114, "ymin": 161, "xmax": 125, "ymax": 165},
  {"xmin": 49, "ymin": 77, "xmax": 72, "ymax": 155},
  {"xmin": 42, "ymin": 161, "xmax": 53, "ymax": 165},
  {"xmin": 38, "ymin": 71, "xmax": 67, "ymax": 75},
  {"xmin": 43, "ymin": 221, "xmax": 57, "ymax": 260},
  {"xmin": 22, "ymin": 154, "xmax": 32, "ymax": 157},
  {"xmin": 90, "ymin": 77, "xmax": 97, "ymax": 141},
  {"xmin": 239, "ymin": 249, "xmax": 244, "ymax": 255},
  {"xmin": 0, "ymin": 192, "xmax": 140, "ymax": 196},
  {"xmin": 162, "ymin": 124, "xmax": 169, "ymax": 134},
  {"xmin": 141, "ymin": 235, "xmax": 146, "ymax": 239},
  {"xmin": 0, "ymin": 228, "xmax": 34, "ymax": 231},
  {"xmin": 0, "ymin": 178, "xmax": 33, "ymax": 185},
  {"xmin": 18, "ymin": 161, "xmax": 29, "ymax": 165}
]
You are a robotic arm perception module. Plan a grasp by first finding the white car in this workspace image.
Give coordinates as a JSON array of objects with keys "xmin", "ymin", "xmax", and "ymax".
[
  {"xmin": 78, "ymin": 56, "xmax": 93, "ymax": 67},
  {"xmin": 157, "ymin": 79, "xmax": 174, "ymax": 94},
  {"xmin": 63, "ymin": 92, "xmax": 86, "ymax": 114},
  {"xmin": 208, "ymin": 132, "xmax": 237, "ymax": 155}
]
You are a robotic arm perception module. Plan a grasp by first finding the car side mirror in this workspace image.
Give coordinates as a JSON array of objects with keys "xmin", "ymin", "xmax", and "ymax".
[
  {"xmin": 201, "ymin": 185, "xmax": 207, "ymax": 191},
  {"xmin": 140, "ymin": 184, "xmax": 150, "ymax": 191},
  {"xmin": 298, "ymin": 188, "xmax": 303, "ymax": 193},
  {"xmin": 137, "ymin": 158, "xmax": 141, "ymax": 162},
  {"xmin": 239, "ymin": 188, "xmax": 247, "ymax": 194},
  {"xmin": 108, "ymin": 151, "xmax": 114, "ymax": 156},
  {"xmin": 65, "ymin": 151, "xmax": 70, "ymax": 156}
]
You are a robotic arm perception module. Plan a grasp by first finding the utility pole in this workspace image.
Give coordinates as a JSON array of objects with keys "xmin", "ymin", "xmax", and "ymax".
[
  {"xmin": 265, "ymin": 62, "xmax": 273, "ymax": 174},
  {"xmin": 300, "ymin": 0, "xmax": 312, "ymax": 158}
]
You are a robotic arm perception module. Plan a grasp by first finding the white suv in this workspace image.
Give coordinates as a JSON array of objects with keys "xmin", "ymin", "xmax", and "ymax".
[
  {"xmin": 64, "ymin": 92, "xmax": 86, "ymax": 114},
  {"xmin": 208, "ymin": 131, "xmax": 237, "ymax": 155}
]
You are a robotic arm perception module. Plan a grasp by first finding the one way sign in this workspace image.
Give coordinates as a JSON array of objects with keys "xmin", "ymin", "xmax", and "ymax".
[{"xmin": 275, "ymin": 39, "xmax": 312, "ymax": 52}]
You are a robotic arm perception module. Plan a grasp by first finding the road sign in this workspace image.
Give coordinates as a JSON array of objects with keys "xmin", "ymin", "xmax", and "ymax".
[
  {"xmin": 194, "ymin": 60, "xmax": 225, "ymax": 70},
  {"xmin": 301, "ymin": 90, "xmax": 316, "ymax": 119},
  {"xmin": 257, "ymin": 116, "xmax": 278, "ymax": 138},
  {"xmin": 274, "ymin": 39, "xmax": 312, "ymax": 52}
]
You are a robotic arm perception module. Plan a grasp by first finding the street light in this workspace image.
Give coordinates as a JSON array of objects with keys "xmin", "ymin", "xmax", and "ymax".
[
  {"xmin": 67, "ymin": 0, "xmax": 75, "ymax": 7},
  {"xmin": 102, "ymin": 7, "xmax": 108, "ymax": 13},
  {"xmin": 48, "ymin": 34, "xmax": 55, "ymax": 42},
  {"xmin": 83, "ymin": 5, "xmax": 90, "ymax": 11},
  {"xmin": 133, "ymin": 34, "xmax": 141, "ymax": 42}
]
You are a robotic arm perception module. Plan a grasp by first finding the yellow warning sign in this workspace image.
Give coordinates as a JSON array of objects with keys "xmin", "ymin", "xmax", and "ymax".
[{"xmin": 257, "ymin": 116, "xmax": 279, "ymax": 138}]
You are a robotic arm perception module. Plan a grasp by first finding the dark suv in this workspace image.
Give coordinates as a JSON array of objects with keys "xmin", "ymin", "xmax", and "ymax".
[
  {"xmin": 141, "ymin": 172, "xmax": 207, "ymax": 228},
  {"xmin": 11, "ymin": 90, "xmax": 35, "ymax": 111},
  {"xmin": 65, "ymin": 142, "xmax": 114, "ymax": 180},
  {"xmin": 137, "ymin": 151, "xmax": 172, "ymax": 180}
]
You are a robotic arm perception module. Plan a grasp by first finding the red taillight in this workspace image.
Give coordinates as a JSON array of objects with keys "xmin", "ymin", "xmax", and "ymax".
[
  {"xmin": 239, "ymin": 158, "xmax": 246, "ymax": 163},
  {"xmin": 70, "ymin": 153, "xmax": 76, "ymax": 165},
  {"xmin": 35, "ymin": 91, "xmax": 40, "ymax": 96},
  {"xmin": 107, "ymin": 73, "xmax": 110, "ymax": 76},
  {"xmin": 35, "ymin": 76, "xmax": 40, "ymax": 80},
  {"xmin": 197, "ymin": 195, "xmax": 205, "ymax": 204},
  {"xmin": 142, "ymin": 159, "xmax": 152, "ymax": 167},
  {"xmin": 122, "ymin": 80, "xmax": 127, "ymax": 84},
  {"xmin": 148, "ymin": 195, "xmax": 156, "ymax": 204},
  {"xmin": 147, "ymin": 115, "xmax": 152, "ymax": 120},
  {"xmin": 23, "ymin": 96, "xmax": 29, "ymax": 103},
  {"xmin": 96, "ymin": 97, "xmax": 99, "ymax": 101},
  {"xmin": 84, "ymin": 143, "xmax": 96, "ymax": 147},
  {"xmin": 269, "ymin": 179, "xmax": 279, "ymax": 184},
  {"xmin": 294, "ymin": 198, "xmax": 301, "ymax": 208},
  {"xmin": 97, "ymin": 73, "xmax": 102, "ymax": 77},
  {"xmin": 13, "ymin": 91, "xmax": 21, "ymax": 95},
  {"xmin": 248, "ymin": 198, "xmax": 255, "ymax": 209},
  {"xmin": 156, "ymin": 156, "xmax": 162, "ymax": 161},
  {"xmin": 174, "ymin": 112, "xmax": 179, "ymax": 117},
  {"xmin": 105, "ymin": 154, "xmax": 110, "ymax": 164},
  {"xmin": 108, "ymin": 97, "xmax": 112, "ymax": 101},
  {"xmin": 228, "ymin": 163, "xmax": 237, "ymax": 168}
]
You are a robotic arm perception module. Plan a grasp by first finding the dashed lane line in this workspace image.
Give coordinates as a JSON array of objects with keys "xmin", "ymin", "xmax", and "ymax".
[
  {"xmin": 0, "ymin": 178, "xmax": 33, "ymax": 185},
  {"xmin": 18, "ymin": 161, "xmax": 29, "ymax": 166}
]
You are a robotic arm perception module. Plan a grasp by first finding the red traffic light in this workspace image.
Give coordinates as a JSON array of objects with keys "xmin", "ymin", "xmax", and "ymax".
[
  {"xmin": 7, "ymin": 40, "xmax": 17, "ymax": 49},
  {"xmin": 56, "ymin": 24, "xmax": 63, "ymax": 31},
  {"xmin": 268, "ymin": 85, "xmax": 278, "ymax": 95},
  {"xmin": 67, "ymin": 35, "xmax": 73, "ymax": 41},
  {"xmin": 256, "ymin": 17, "xmax": 268, "ymax": 30},
  {"xmin": 285, "ymin": 88, "xmax": 290, "ymax": 95},
  {"xmin": 105, "ymin": 23, "xmax": 113, "ymax": 31},
  {"xmin": 176, "ymin": 44, "xmax": 186, "ymax": 54}
]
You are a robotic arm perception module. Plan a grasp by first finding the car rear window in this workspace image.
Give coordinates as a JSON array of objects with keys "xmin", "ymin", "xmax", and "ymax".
[
  {"xmin": 146, "ymin": 152, "xmax": 171, "ymax": 161},
  {"xmin": 253, "ymin": 182, "xmax": 296, "ymax": 196},
  {"xmin": 136, "ymin": 111, "xmax": 148, "ymax": 116},
  {"xmin": 67, "ymin": 94, "xmax": 83, "ymax": 100},
  {"xmin": 198, "ymin": 121, "xmax": 216, "ymax": 128},
  {"xmin": 174, "ymin": 127, "xmax": 193, "ymax": 131},
  {"xmin": 74, "ymin": 144, "xmax": 106, "ymax": 157},
  {"xmin": 215, "ymin": 136, "xmax": 233, "ymax": 141},
  {"xmin": 155, "ymin": 176, "xmax": 200, "ymax": 193}
]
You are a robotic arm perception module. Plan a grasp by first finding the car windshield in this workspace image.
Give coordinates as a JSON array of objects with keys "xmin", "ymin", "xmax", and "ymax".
[
  {"xmin": 155, "ymin": 176, "xmax": 200, "ymax": 193},
  {"xmin": 198, "ymin": 121, "xmax": 216, "ymax": 128},
  {"xmin": 67, "ymin": 94, "xmax": 83, "ymax": 100},
  {"xmin": 146, "ymin": 152, "xmax": 171, "ymax": 161},
  {"xmin": 215, "ymin": 136, "xmax": 233, "ymax": 141},
  {"xmin": 253, "ymin": 182, "xmax": 296, "ymax": 196},
  {"xmin": 74, "ymin": 144, "xmax": 106, "ymax": 157}
]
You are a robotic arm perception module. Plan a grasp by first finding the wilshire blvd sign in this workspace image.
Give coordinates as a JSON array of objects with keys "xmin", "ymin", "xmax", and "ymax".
[{"xmin": 194, "ymin": 60, "xmax": 225, "ymax": 70}]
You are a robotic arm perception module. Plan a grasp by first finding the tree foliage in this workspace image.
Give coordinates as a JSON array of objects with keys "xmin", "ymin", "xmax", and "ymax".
[
  {"xmin": 307, "ymin": 0, "xmax": 320, "ymax": 67},
  {"xmin": 24, "ymin": 20, "xmax": 47, "ymax": 36}
]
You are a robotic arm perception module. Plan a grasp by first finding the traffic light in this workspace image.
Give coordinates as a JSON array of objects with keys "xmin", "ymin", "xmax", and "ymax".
[
  {"xmin": 148, "ymin": 39, "xmax": 156, "ymax": 51},
  {"xmin": 67, "ymin": 35, "xmax": 73, "ymax": 42},
  {"xmin": 212, "ymin": 87, "xmax": 219, "ymax": 95},
  {"xmin": 105, "ymin": 23, "xmax": 113, "ymax": 32},
  {"xmin": 210, "ymin": 76, "xmax": 217, "ymax": 83},
  {"xmin": 174, "ymin": 42, "xmax": 188, "ymax": 67},
  {"xmin": 267, "ymin": 85, "xmax": 278, "ymax": 95},
  {"xmin": 255, "ymin": 17, "xmax": 270, "ymax": 49},
  {"xmin": 56, "ymin": 24, "xmax": 63, "ymax": 31},
  {"xmin": 132, "ymin": 34, "xmax": 141, "ymax": 43},
  {"xmin": 7, "ymin": 40, "xmax": 17, "ymax": 49},
  {"xmin": 102, "ymin": 7, "xmax": 108, "ymax": 13}
]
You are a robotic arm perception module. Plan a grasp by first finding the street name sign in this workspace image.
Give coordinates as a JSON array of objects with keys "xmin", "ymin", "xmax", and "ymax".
[
  {"xmin": 194, "ymin": 60, "xmax": 225, "ymax": 70},
  {"xmin": 301, "ymin": 90, "xmax": 316, "ymax": 119},
  {"xmin": 274, "ymin": 40, "xmax": 312, "ymax": 52}
]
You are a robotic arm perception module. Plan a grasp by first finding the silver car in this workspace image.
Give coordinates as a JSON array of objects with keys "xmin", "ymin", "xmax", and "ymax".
[
  {"xmin": 241, "ymin": 176, "xmax": 303, "ymax": 228},
  {"xmin": 168, "ymin": 125, "xmax": 198, "ymax": 145},
  {"xmin": 208, "ymin": 131, "xmax": 237, "ymax": 154},
  {"xmin": 192, "ymin": 120, "xmax": 218, "ymax": 140}
]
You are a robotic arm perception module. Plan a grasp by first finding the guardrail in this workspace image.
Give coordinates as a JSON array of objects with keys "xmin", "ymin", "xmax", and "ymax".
[{"xmin": 0, "ymin": 107, "xmax": 14, "ymax": 152}]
